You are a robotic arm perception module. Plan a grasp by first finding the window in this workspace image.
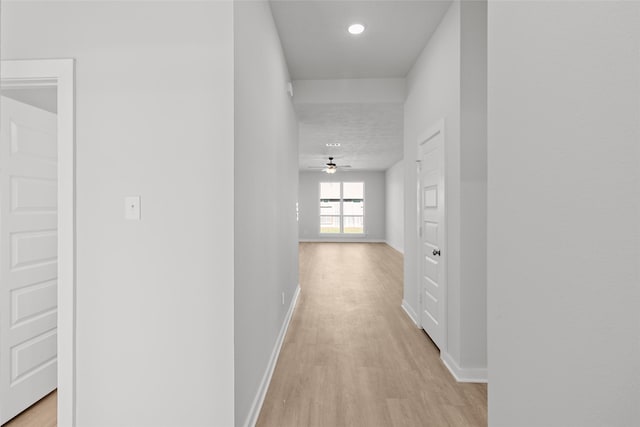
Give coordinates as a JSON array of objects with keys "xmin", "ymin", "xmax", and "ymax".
[{"xmin": 320, "ymin": 182, "xmax": 364, "ymax": 234}]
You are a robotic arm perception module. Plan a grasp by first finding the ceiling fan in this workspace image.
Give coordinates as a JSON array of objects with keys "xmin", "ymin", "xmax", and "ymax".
[{"xmin": 308, "ymin": 157, "xmax": 352, "ymax": 174}]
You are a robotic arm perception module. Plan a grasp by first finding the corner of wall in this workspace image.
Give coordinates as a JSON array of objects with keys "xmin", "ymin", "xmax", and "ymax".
[{"xmin": 386, "ymin": 241, "xmax": 404, "ymax": 254}]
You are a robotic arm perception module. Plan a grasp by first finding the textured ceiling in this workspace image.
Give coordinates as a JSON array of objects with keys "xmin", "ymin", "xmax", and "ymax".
[
  {"xmin": 297, "ymin": 103, "xmax": 403, "ymax": 171},
  {"xmin": 270, "ymin": 0, "xmax": 452, "ymax": 79}
]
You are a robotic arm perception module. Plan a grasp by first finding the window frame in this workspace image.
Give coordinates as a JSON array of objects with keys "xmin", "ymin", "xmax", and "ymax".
[{"xmin": 319, "ymin": 181, "xmax": 365, "ymax": 235}]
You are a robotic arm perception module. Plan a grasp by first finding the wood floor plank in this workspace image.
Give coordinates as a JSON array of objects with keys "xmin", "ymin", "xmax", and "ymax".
[
  {"xmin": 2, "ymin": 390, "xmax": 56, "ymax": 427},
  {"xmin": 256, "ymin": 243, "xmax": 487, "ymax": 427}
]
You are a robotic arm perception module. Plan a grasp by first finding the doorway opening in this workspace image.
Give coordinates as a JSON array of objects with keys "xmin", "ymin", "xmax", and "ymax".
[{"xmin": 0, "ymin": 59, "xmax": 75, "ymax": 426}]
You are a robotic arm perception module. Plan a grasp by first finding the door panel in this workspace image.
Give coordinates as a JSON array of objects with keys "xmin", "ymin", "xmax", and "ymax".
[
  {"xmin": 423, "ymin": 255, "xmax": 438, "ymax": 281},
  {"xmin": 10, "ymin": 120, "xmax": 57, "ymax": 160},
  {"xmin": 12, "ymin": 330, "xmax": 57, "ymax": 383},
  {"xmin": 418, "ymin": 127, "xmax": 445, "ymax": 350},
  {"xmin": 421, "ymin": 282, "xmax": 439, "ymax": 318},
  {"xmin": 0, "ymin": 96, "xmax": 57, "ymax": 424},
  {"xmin": 11, "ymin": 176, "xmax": 57, "ymax": 213},
  {"xmin": 11, "ymin": 230, "xmax": 57, "ymax": 270},
  {"xmin": 423, "ymin": 221, "xmax": 438, "ymax": 245},
  {"xmin": 11, "ymin": 279, "xmax": 57, "ymax": 326}
]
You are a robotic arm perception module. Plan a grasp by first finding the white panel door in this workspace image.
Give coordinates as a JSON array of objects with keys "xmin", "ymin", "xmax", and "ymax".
[
  {"xmin": 418, "ymin": 127, "xmax": 445, "ymax": 350},
  {"xmin": 0, "ymin": 96, "xmax": 57, "ymax": 424}
]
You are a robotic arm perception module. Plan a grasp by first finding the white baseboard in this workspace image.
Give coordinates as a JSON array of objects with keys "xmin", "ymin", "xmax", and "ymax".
[
  {"xmin": 401, "ymin": 300, "xmax": 419, "ymax": 326},
  {"xmin": 385, "ymin": 241, "xmax": 404, "ymax": 254},
  {"xmin": 243, "ymin": 285, "xmax": 301, "ymax": 427},
  {"xmin": 299, "ymin": 238, "xmax": 385, "ymax": 243},
  {"xmin": 440, "ymin": 351, "xmax": 488, "ymax": 383}
]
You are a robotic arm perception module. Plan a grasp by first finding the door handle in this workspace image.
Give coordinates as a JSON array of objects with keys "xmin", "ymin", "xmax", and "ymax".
[{"xmin": 432, "ymin": 249, "xmax": 441, "ymax": 256}]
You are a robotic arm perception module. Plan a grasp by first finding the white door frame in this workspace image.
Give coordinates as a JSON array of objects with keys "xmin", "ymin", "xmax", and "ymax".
[
  {"xmin": 416, "ymin": 119, "xmax": 447, "ymax": 352},
  {"xmin": 1, "ymin": 59, "xmax": 76, "ymax": 426}
]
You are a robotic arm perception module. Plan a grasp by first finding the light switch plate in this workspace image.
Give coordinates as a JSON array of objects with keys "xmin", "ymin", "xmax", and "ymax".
[{"xmin": 125, "ymin": 196, "xmax": 141, "ymax": 220}]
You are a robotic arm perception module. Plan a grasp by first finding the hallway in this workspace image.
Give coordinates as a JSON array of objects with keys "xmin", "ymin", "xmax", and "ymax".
[{"xmin": 257, "ymin": 243, "xmax": 487, "ymax": 427}]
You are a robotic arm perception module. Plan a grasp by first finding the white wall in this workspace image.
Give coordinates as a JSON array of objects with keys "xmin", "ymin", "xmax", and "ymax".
[
  {"xmin": 404, "ymin": 0, "xmax": 461, "ymax": 364},
  {"xmin": 385, "ymin": 160, "xmax": 404, "ymax": 253},
  {"xmin": 488, "ymin": 2, "xmax": 640, "ymax": 425},
  {"xmin": 403, "ymin": 0, "xmax": 487, "ymax": 376},
  {"xmin": 299, "ymin": 171, "xmax": 385, "ymax": 242},
  {"xmin": 293, "ymin": 78, "xmax": 406, "ymax": 104},
  {"xmin": 1, "ymin": 2, "xmax": 235, "ymax": 426},
  {"xmin": 234, "ymin": 1, "xmax": 299, "ymax": 425},
  {"xmin": 459, "ymin": 0, "xmax": 487, "ymax": 370}
]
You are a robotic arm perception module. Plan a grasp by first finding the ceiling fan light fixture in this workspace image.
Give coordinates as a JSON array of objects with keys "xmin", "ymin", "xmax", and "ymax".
[
  {"xmin": 348, "ymin": 23, "xmax": 365, "ymax": 35},
  {"xmin": 325, "ymin": 167, "xmax": 337, "ymax": 174}
]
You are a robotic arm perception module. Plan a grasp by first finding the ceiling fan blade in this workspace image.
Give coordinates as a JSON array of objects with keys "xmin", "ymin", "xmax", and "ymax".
[
  {"xmin": 306, "ymin": 156, "xmax": 352, "ymax": 171},
  {"xmin": 307, "ymin": 165, "xmax": 351, "ymax": 169}
]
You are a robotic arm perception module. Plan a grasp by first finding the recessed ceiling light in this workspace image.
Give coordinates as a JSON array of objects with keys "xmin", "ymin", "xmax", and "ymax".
[
  {"xmin": 326, "ymin": 143, "xmax": 341, "ymax": 147},
  {"xmin": 348, "ymin": 23, "xmax": 365, "ymax": 35}
]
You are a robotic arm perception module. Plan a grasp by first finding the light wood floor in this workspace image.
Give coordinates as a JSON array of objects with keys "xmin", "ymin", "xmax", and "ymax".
[
  {"xmin": 2, "ymin": 244, "xmax": 486, "ymax": 427},
  {"xmin": 2, "ymin": 390, "xmax": 56, "ymax": 427},
  {"xmin": 257, "ymin": 243, "xmax": 487, "ymax": 427}
]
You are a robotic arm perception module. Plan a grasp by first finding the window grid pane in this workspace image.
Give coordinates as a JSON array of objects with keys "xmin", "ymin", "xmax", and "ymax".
[
  {"xmin": 319, "ymin": 182, "xmax": 364, "ymax": 234},
  {"xmin": 320, "ymin": 182, "xmax": 341, "ymax": 199},
  {"xmin": 320, "ymin": 199, "xmax": 341, "ymax": 215},
  {"xmin": 320, "ymin": 215, "xmax": 341, "ymax": 234},
  {"xmin": 343, "ymin": 216, "xmax": 364, "ymax": 234},
  {"xmin": 343, "ymin": 199, "xmax": 363, "ymax": 215},
  {"xmin": 343, "ymin": 182, "xmax": 364, "ymax": 199}
]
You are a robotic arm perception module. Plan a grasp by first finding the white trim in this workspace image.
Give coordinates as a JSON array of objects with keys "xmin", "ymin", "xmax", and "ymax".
[
  {"xmin": 1, "ymin": 59, "xmax": 76, "ymax": 427},
  {"xmin": 440, "ymin": 351, "xmax": 488, "ymax": 383},
  {"xmin": 299, "ymin": 239, "xmax": 385, "ymax": 243},
  {"xmin": 0, "ymin": 78, "xmax": 57, "ymax": 89},
  {"xmin": 401, "ymin": 300, "xmax": 419, "ymax": 326},
  {"xmin": 243, "ymin": 285, "xmax": 301, "ymax": 427}
]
